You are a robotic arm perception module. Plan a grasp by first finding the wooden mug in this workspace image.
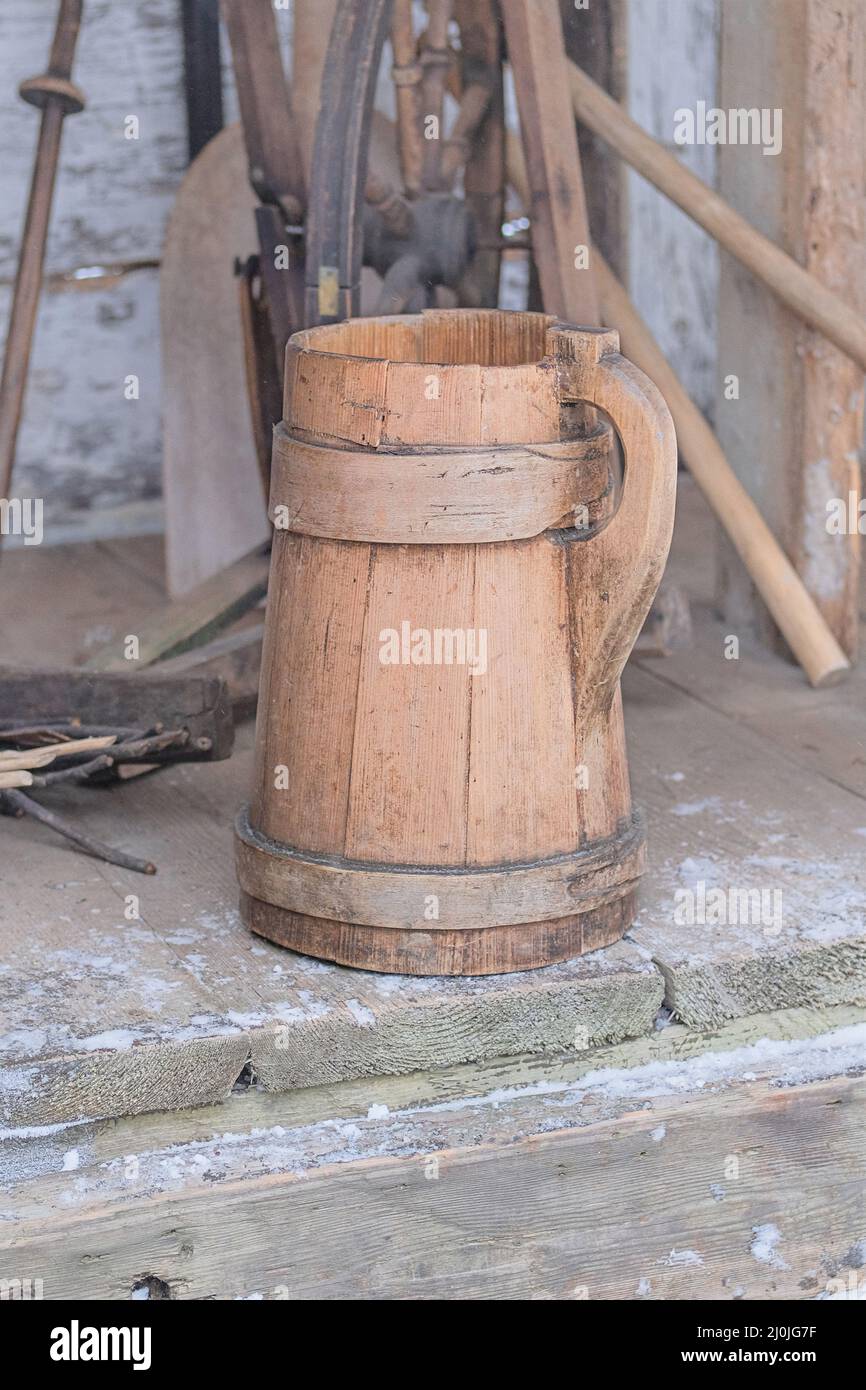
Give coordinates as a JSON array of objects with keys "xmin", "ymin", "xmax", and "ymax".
[{"xmin": 236, "ymin": 309, "xmax": 677, "ymax": 974}]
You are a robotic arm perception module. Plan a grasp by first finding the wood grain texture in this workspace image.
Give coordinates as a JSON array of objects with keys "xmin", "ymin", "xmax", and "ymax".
[
  {"xmin": 501, "ymin": 0, "xmax": 599, "ymax": 324},
  {"xmin": 286, "ymin": 310, "xmax": 564, "ymax": 446},
  {"xmin": 246, "ymin": 311, "xmax": 674, "ymax": 972},
  {"xmin": 269, "ymin": 426, "xmax": 611, "ymax": 543},
  {"xmin": 4, "ymin": 513, "xmax": 866, "ymax": 1121},
  {"xmin": 468, "ymin": 534, "xmax": 583, "ymax": 862},
  {"xmin": 717, "ymin": 0, "xmax": 866, "ymax": 659},
  {"xmin": 242, "ymin": 890, "xmax": 639, "ymax": 977},
  {"xmin": 236, "ymin": 805, "xmax": 644, "ymax": 926},
  {"xmin": 11, "ymin": 1000, "xmax": 860, "ymax": 1190},
  {"xmin": 250, "ymin": 533, "xmax": 371, "ymax": 854},
  {"xmin": 5, "ymin": 1066, "xmax": 865, "ymax": 1300},
  {"xmin": 551, "ymin": 325, "xmax": 678, "ymax": 720},
  {"xmin": 0, "ymin": 708, "xmax": 663, "ymax": 1125},
  {"xmin": 343, "ymin": 541, "xmax": 475, "ymax": 866}
]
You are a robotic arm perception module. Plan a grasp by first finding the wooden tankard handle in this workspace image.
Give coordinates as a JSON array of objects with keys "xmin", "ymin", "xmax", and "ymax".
[{"xmin": 547, "ymin": 323, "xmax": 678, "ymax": 720}]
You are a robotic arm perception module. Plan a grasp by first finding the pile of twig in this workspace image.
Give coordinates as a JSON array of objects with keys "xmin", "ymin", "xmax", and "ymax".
[{"xmin": 0, "ymin": 721, "xmax": 197, "ymax": 873}]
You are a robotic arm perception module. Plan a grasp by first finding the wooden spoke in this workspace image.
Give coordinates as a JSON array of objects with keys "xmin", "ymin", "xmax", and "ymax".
[
  {"xmin": 501, "ymin": 0, "xmax": 600, "ymax": 325},
  {"xmin": 292, "ymin": 0, "xmax": 339, "ymax": 192},
  {"xmin": 303, "ymin": 0, "xmax": 509, "ymax": 324},
  {"xmin": 222, "ymin": 0, "xmax": 303, "ymax": 215},
  {"xmin": 419, "ymin": 0, "xmax": 454, "ymax": 191},
  {"xmin": 453, "ymin": 0, "xmax": 505, "ymax": 307},
  {"xmin": 304, "ymin": 0, "xmax": 392, "ymax": 324},
  {"xmin": 440, "ymin": 81, "xmax": 492, "ymax": 188},
  {"xmin": 390, "ymin": 0, "xmax": 424, "ymax": 196}
]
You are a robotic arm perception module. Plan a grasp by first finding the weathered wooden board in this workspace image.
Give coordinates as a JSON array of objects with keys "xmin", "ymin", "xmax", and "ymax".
[
  {"xmin": 2, "ymin": 508, "xmax": 866, "ymax": 1126},
  {"xmin": 638, "ymin": 477, "xmax": 866, "ymax": 797},
  {"xmin": 626, "ymin": 659, "xmax": 866, "ymax": 1026},
  {"xmin": 0, "ymin": 535, "xmax": 164, "ymax": 669},
  {"xmin": 716, "ymin": 0, "xmax": 866, "ymax": 658},
  {"xmin": 0, "ymin": 726, "xmax": 661, "ymax": 1128},
  {"xmin": 2, "ymin": 669, "xmax": 863, "ymax": 1127},
  {"xmin": 0, "ymin": 668, "xmax": 234, "ymax": 760},
  {"xmin": 160, "ymin": 123, "xmax": 268, "ymax": 596},
  {"xmin": 157, "ymin": 621, "xmax": 264, "ymax": 719},
  {"xmin": 83, "ymin": 543, "xmax": 269, "ymax": 671},
  {"xmin": 0, "ymin": 714, "xmax": 662, "ymax": 1132},
  {"xmin": 8, "ymin": 999, "xmax": 864, "ymax": 1190},
  {"xmin": 4, "ymin": 1042, "xmax": 865, "ymax": 1300}
]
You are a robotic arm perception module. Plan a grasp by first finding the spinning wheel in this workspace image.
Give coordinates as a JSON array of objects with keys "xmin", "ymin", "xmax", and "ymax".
[
  {"xmin": 225, "ymin": 0, "xmax": 517, "ymax": 362},
  {"xmin": 306, "ymin": 0, "xmax": 508, "ymax": 323}
]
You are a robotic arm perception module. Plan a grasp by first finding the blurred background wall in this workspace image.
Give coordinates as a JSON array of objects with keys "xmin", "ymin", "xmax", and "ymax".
[{"xmin": 0, "ymin": 0, "xmax": 719, "ymax": 541}]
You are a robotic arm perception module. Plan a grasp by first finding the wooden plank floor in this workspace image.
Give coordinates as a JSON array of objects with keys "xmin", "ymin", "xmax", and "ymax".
[
  {"xmin": 4, "ymin": 1007, "xmax": 865, "ymax": 1299},
  {"xmin": 1, "ymin": 480, "xmax": 865, "ymax": 1133}
]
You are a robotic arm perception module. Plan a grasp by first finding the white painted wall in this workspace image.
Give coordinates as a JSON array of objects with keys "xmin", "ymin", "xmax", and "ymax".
[
  {"xmin": 0, "ymin": 0, "xmax": 291, "ymax": 534},
  {"xmin": 0, "ymin": 0, "xmax": 720, "ymax": 537},
  {"xmin": 627, "ymin": 0, "xmax": 720, "ymax": 419}
]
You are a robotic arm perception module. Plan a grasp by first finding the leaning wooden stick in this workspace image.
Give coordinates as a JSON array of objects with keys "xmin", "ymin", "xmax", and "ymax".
[
  {"xmin": 567, "ymin": 60, "xmax": 866, "ymax": 374},
  {"xmin": 506, "ymin": 132, "xmax": 849, "ymax": 688},
  {"xmin": 592, "ymin": 253, "xmax": 850, "ymax": 685},
  {"xmin": 0, "ymin": 0, "xmax": 85, "ymax": 516}
]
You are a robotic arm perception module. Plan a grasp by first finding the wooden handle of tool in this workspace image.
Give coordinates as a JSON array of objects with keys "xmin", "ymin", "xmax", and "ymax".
[
  {"xmin": 549, "ymin": 323, "xmax": 678, "ymax": 716},
  {"xmin": 593, "ymin": 253, "xmax": 851, "ymax": 688},
  {"xmin": 48, "ymin": 0, "xmax": 84, "ymax": 79},
  {"xmin": 567, "ymin": 60, "xmax": 866, "ymax": 374}
]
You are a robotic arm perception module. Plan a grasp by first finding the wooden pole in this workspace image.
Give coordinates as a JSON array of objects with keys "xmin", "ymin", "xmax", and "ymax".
[
  {"xmin": 389, "ymin": 0, "xmax": 424, "ymax": 196},
  {"xmin": 221, "ymin": 0, "xmax": 303, "ymax": 212},
  {"xmin": 505, "ymin": 131, "xmax": 849, "ymax": 688},
  {"xmin": 566, "ymin": 58, "xmax": 866, "ymax": 375},
  {"xmin": 501, "ymin": 0, "xmax": 599, "ymax": 325},
  {"xmin": 0, "ymin": 0, "xmax": 85, "ymax": 516},
  {"xmin": 222, "ymin": 0, "xmax": 305, "ymax": 365},
  {"xmin": 558, "ymin": 0, "xmax": 628, "ymax": 279},
  {"xmin": 453, "ymin": 0, "xmax": 505, "ymax": 308}
]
